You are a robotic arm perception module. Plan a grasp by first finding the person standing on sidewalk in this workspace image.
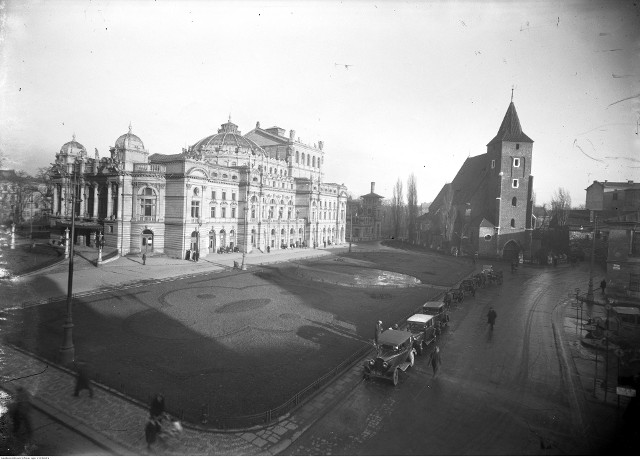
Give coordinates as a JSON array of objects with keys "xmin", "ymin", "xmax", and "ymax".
[
  {"xmin": 600, "ymin": 279, "xmax": 607, "ymax": 295},
  {"xmin": 73, "ymin": 362, "xmax": 94, "ymax": 398},
  {"xmin": 428, "ymin": 346, "xmax": 442, "ymax": 378},
  {"xmin": 142, "ymin": 253, "xmax": 146, "ymax": 265},
  {"xmin": 374, "ymin": 320, "xmax": 382, "ymax": 348}
]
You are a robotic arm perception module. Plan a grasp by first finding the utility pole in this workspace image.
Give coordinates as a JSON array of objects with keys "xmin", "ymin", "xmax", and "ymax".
[
  {"xmin": 60, "ymin": 163, "xmax": 78, "ymax": 364},
  {"xmin": 586, "ymin": 214, "xmax": 597, "ymax": 306}
]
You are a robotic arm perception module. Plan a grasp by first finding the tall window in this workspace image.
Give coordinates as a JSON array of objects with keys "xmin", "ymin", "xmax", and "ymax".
[
  {"xmin": 140, "ymin": 187, "xmax": 156, "ymax": 217},
  {"xmin": 512, "ymin": 197, "xmax": 517, "ymax": 207},
  {"xmin": 512, "ymin": 179, "xmax": 519, "ymax": 188},
  {"xmin": 232, "ymin": 192, "xmax": 236, "ymax": 201},
  {"xmin": 510, "ymin": 218, "xmax": 515, "ymax": 228},
  {"xmin": 222, "ymin": 191, "xmax": 227, "ymax": 200},
  {"xmin": 191, "ymin": 200, "xmax": 200, "ymax": 218},
  {"xmin": 231, "ymin": 207, "xmax": 236, "ymax": 218},
  {"xmin": 211, "ymin": 191, "xmax": 216, "ymax": 200},
  {"xmin": 221, "ymin": 207, "xmax": 226, "ymax": 218},
  {"xmin": 210, "ymin": 206, "xmax": 216, "ymax": 218}
]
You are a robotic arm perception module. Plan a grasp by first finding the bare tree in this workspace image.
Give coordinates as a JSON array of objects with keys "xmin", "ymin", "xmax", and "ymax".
[
  {"xmin": 391, "ymin": 178, "xmax": 404, "ymax": 238},
  {"xmin": 551, "ymin": 187, "xmax": 572, "ymax": 227},
  {"xmin": 406, "ymin": 174, "xmax": 418, "ymax": 244}
]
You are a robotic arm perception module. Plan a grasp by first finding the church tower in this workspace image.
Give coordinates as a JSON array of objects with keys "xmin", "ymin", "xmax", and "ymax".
[{"xmin": 486, "ymin": 100, "xmax": 534, "ymax": 260}]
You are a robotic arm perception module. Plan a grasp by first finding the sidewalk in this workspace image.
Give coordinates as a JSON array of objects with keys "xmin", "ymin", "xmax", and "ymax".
[{"xmin": 0, "ymin": 243, "xmax": 378, "ymax": 455}]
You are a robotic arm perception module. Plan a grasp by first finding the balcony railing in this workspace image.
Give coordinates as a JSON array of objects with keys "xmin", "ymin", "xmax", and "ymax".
[
  {"xmin": 134, "ymin": 215, "xmax": 164, "ymax": 222},
  {"xmin": 133, "ymin": 163, "xmax": 166, "ymax": 173}
]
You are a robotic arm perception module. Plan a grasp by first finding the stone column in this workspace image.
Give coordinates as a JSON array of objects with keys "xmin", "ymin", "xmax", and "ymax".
[
  {"xmin": 107, "ymin": 182, "xmax": 113, "ymax": 218},
  {"xmin": 80, "ymin": 182, "xmax": 87, "ymax": 217},
  {"xmin": 53, "ymin": 184, "xmax": 59, "ymax": 215},
  {"xmin": 93, "ymin": 184, "xmax": 99, "ymax": 219}
]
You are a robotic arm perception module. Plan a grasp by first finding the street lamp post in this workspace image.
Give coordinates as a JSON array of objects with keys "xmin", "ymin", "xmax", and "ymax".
[
  {"xmin": 29, "ymin": 196, "xmax": 34, "ymax": 240},
  {"xmin": 241, "ymin": 206, "xmax": 248, "ymax": 270},
  {"xmin": 60, "ymin": 164, "xmax": 78, "ymax": 364},
  {"xmin": 586, "ymin": 214, "xmax": 597, "ymax": 306}
]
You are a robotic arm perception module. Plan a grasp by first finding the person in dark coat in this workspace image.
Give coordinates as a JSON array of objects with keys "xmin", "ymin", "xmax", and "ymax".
[
  {"xmin": 600, "ymin": 279, "xmax": 607, "ymax": 295},
  {"xmin": 73, "ymin": 362, "xmax": 94, "ymax": 398},
  {"xmin": 150, "ymin": 394, "xmax": 165, "ymax": 418},
  {"xmin": 185, "ymin": 249, "xmax": 191, "ymax": 260},
  {"xmin": 429, "ymin": 346, "xmax": 442, "ymax": 378},
  {"xmin": 10, "ymin": 387, "xmax": 33, "ymax": 442},
  {"xmin": 145, "ymin": 416, "xmax": 161, "ymax": 451},
  {"xmin": 142, "ymin": 253, "xmax": 146, "ymax": 265},
  {"xmin": 487, "ymin": 307, "xmax": 497, "ymax": 329}
]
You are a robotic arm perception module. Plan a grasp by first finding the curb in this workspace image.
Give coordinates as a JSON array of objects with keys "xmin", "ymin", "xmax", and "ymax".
[{"xmin": 30, "ymin": 396, "xmax": 139, "ymax": 456}]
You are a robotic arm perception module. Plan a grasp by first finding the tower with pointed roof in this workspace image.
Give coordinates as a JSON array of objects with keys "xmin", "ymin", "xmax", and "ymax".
[
  {"xmin": 486, "ymin": 101, "xmax": 534, "ymax": 260},
  {"xmin": 427, "ymin": 99, "xmax": 534, "ymax": 260}
]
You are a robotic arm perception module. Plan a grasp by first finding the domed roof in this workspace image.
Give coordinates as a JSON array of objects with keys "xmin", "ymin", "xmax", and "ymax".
[
  {"xmin": 115, "ymin": 124, "xmax": 145, "ymax": 150},
  {"xmin": 60, "ymin": 134, "xmax": 87, "ymax": 156},
  {"xmin": 190, "ymin": 119, "xmax": 265, "ymax": 155}
]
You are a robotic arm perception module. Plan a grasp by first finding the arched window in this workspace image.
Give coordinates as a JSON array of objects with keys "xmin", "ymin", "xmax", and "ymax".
[
  {"xmin": 296, "ymin": 151, "xmax": 299, "ymax": 163},
  {"xmin": 139, "ymin": 187, "xmax": 156, "ymax": 218},
  {"xmin": 313, "ymin": 156, "xmax": 316, "ymax": 168},
  {"xmin": 510, "ymin": 218, "xmax": 515, "ymax": 228},
  {"xmin": 512, "ymin": 197, "xmax": 517, "ymax": 207},
  {"xmin": 301, "ymin": 152, "xmax": 305, "ymax": 164}
]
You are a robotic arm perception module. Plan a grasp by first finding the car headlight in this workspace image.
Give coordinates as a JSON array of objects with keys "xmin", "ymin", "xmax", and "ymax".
[
  {"xmin": 368, "ymin": 359, "xmax": 375, "ymax": 366},
  {"xmin": 383, "ymin": 362, "xmax": 389, "ymax": 369}
]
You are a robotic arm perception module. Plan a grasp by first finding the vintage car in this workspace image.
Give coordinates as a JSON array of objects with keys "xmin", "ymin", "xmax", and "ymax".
[
  {"xmin": 422, "ymin": 300, "xmax": 451, "ymax": 333},
  {"xmin": 460, "ymin": 279, "xmax": 476, "ymax": 297},
  {"xmin": 406, "ymin": 313, "xmax": 437, "ymax": 354},
  {"xmin": 364, "ymin": 329, "xmax": 415, "ymax": 386}
]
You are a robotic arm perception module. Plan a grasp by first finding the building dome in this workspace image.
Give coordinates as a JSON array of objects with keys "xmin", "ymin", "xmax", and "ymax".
[
  {"xmin": 60, "ymin": 134, "xmax": 87, "ymax": 156},
  {"xmin": 115, "ymin": 124, "xmax": 145, "ymax": 151},
  {"xmin": 190, "ymin": 119, "xmax": 266, "ymax": 155}
]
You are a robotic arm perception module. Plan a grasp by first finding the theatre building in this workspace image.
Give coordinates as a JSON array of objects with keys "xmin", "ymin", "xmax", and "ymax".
[{"xmin": 49, "ymin": 120, "xmax": 349, "ymax": 258}]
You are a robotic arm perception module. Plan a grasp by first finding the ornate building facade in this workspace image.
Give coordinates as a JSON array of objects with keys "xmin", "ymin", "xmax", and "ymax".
[{"xmin": 49, "ymin": 120, "xmax": 349, "ymax": 258}]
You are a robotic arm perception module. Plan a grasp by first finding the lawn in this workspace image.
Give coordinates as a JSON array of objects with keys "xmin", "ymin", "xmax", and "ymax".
[{"xmin": 6, "ymin": 250, "xmax": 472, "ymax": 426}]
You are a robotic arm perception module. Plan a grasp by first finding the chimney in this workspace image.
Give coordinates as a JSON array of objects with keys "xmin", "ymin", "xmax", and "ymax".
[
  {"xmin": 318, "ymin": 141, "xmax": 323, "ymax": 151},
  {"xmin": 289, "ymin": 129, "xmax": 295, "ymax": 140},
  {"xmin": 256, "ymin": 121, "xmax": 260, "ymax": 128},
  {"xmin": 371, "ymin": 182, "xmax": 375, "ymax": 194}
]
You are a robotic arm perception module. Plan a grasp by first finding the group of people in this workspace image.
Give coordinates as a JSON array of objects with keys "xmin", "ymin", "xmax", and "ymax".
[
  {"xmin": 145, "ymin": 394, "xmax": 182, "ymax": 451},
  {"xmin": 185, "ymin": 249, "xmax": 200, "ymax": 262}
]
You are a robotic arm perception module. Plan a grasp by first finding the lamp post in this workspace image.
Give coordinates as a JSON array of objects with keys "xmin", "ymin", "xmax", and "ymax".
[
  {"xmin": 586, "ymin": 214, "xmax": 597, "ymax": 306},
  {"xmin": 241, "ymin": 206, "xmax": 248, "ymax": 270},
  {"xmin": 60, "ymin": 163, "xmax": 79, "ymax": 364},
  {"xmin": 29, "ymin": 195, "xmax": 34, "ymax": 240}
]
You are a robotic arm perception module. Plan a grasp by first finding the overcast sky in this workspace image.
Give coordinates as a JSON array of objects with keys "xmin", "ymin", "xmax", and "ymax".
[{"xmin": 1, "ymin": 0, "xmax": 638, "ymax": 206}]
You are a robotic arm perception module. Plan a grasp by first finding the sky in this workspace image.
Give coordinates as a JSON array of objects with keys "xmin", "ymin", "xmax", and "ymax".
[{"xmin": 0, "ymin": 0, "xmax": 639, "ymax": 207}]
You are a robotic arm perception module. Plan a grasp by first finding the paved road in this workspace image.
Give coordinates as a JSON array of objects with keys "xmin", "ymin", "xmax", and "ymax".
[{"xmin": 283, "ymin": 264, "xmax": 619, "ymax": 455}]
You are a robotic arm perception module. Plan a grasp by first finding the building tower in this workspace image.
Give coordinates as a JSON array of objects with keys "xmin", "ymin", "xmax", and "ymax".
[{"xmin": 486, "ymin": 100, "xmax": 534, "ymax": 260}]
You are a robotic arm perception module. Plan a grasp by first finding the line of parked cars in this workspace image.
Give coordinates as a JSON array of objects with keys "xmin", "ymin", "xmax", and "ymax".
[
  {"xmin": 364, "ymin": 265, "xmax": 507, "ymax": 386},
  {"xmin": 363, "ymin": 300, "xmax": 451, "ymax": 386}
]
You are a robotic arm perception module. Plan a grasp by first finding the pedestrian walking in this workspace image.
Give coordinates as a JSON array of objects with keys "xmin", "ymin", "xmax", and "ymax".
[
  {"xmin": 600, "ymin": 279, "xmax": 607, "ymax": 295},
  {"xmin": 429, "ymin": 346, "xmax": 442, "ymax": 378},
  {"xmin": 145, "ymin": 416, "xmax": 161, "ymax": 451},
  {"xmin": 487, "ymin": 307, "xmax": 497, "ymax": 330},
  {"xmin": 150, "ymin": 394, "xmax": 165, "ymax": 419},
  {"xmin": 8, "ymin": 386, "xmax": 33, "ymax": 447},
  {"xmin": 73, "ymin": 361, "xmax": 94, "ymax": 398},
  {"xmin": 374, "ymin": 320, "xmax": 382, "ymax": 347},
  {"xmin": 142, "ymin": 253, "xmax": 146, "ymax": 265}
]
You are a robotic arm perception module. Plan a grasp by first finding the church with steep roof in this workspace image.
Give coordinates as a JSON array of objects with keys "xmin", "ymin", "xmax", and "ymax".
[
  {"xmin": 427, "ymin": 101, "xmax": 534, "ymax": 260},
  {"xmin": 49, "ymin": 120, "xmax": 348, "ymax": 258}
]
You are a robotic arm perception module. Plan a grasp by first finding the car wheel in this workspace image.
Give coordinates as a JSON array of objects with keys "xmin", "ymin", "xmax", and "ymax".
[{"xmin": 392, "ymin": 368, "xmax": 399, "ymax": 386}]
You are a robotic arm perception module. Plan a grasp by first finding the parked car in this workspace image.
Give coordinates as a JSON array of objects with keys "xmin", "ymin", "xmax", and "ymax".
[
  {"xmin": 405, "ymin": 313, "xmax": 437, "ymax": 355},
  {"xmin": 422, "ymin": 300, "xmax": 451, "ymax": 333},
  {"xmin": 364, "ymin": 329, "xmax": 415, "ymax": 386},
  {"xmin": 460, "ymin": 279, "xmax": 476, "ymax": 297}
]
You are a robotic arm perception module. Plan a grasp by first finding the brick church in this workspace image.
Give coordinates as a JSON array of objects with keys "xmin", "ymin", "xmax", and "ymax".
[{"xmin": 427, "ymin": 100, "xmax": 534, "ymax": 260}]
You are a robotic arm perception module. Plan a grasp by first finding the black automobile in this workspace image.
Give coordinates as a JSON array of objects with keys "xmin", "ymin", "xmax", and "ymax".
[
  {"xmin": 422, "ymin": 300, "xmax": 451, "ymax": 333},
  {"xmin": 364, "ymin": 330, "xmax": 415, "ymax": 386}
]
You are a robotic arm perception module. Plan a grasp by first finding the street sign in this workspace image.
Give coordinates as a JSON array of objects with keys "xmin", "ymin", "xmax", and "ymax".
[{"xmin": 616, "ymin": 386, "xmax": 636, "ymax": 397}]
